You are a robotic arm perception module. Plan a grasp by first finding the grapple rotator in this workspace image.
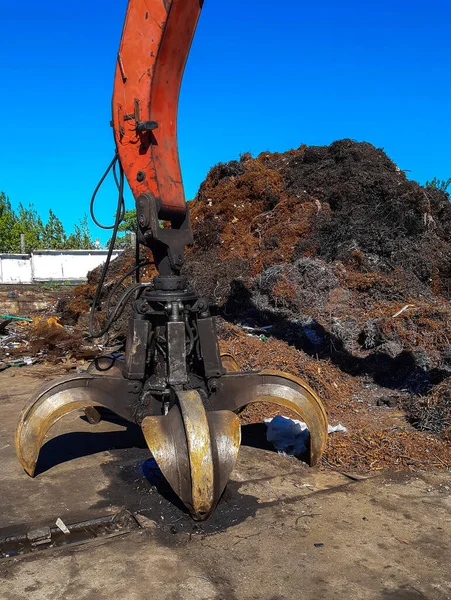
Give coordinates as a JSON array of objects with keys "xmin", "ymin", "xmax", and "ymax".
[{"xmin": 16, "ymin": 0, "xmax": 328, "ymax": 520}]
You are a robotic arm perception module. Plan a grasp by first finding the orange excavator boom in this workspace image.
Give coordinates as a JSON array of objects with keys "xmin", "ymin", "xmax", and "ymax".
[{"xmin": 112, "ymin": 0, "xmax": 203, "ymax": 220}]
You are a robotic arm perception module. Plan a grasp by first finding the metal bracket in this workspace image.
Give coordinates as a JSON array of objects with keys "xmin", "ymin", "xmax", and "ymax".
[
  {"xmin": 167, "ymin": 321, "xmax": 188, "ymax": 385},
  {"xmin": 197, "ymin": 317, "xmax": 225, "ymax": 380},
  {"xmin": 124, "ymin": 317, "xmax": 151, "ymax": 380},
  {"xmin": 135, "ymin": 192, "xmax": 193, "ymax": 274}
]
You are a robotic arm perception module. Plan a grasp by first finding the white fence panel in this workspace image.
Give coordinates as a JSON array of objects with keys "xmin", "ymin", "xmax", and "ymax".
[
  {"xmin": 32, "ymin": 253, "xmax": 65, "ymax": 281},
  {"xmin": 0, "ymin": 250, "xmax": 123, "ymax": 284},
  {"xmin": 0, "ymin": 255, "xmax": 33, "ymax": 283}
]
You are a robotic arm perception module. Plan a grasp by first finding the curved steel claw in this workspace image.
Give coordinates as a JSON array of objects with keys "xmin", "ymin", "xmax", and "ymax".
[
  {"xmin": 213, "ymin": 367, "xmax": 329, "ymax": 467},
  {"xmin": 15, "ymin": 373, "xmax": 136, "ymax": 477},
  {"xmin": 142, "ymin": 390, "xmax": 241, "ymax": 521}
]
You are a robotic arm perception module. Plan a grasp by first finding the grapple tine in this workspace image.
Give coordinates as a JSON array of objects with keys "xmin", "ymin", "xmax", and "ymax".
[
  {"xmin": 208, "ymin": 410, "xmax": 242, "ymax": 499},
  {"xmin": 142, "ymin": 390, "xmax": 240, "ymax": 520},
  {"xmin": 15, "ymin": 374, "xmax": 136, "ymax": 477},
  {"xmin": 212, "ymin": 369, "xmax": 329, "ymax": 466},
  {"xmin": 142, "ymin": 405, "xmax": 192, "ymax": 507}
]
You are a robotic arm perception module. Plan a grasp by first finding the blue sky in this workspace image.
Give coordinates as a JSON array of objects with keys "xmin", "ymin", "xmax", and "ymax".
[{"xmin": 1, "ymin": 0, "xmax": 450, "ymax": 244}]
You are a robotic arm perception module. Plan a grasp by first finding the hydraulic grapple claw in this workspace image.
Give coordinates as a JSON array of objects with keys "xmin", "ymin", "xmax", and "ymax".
[
  {"xmin": 142, "ymin": 390, "xmax": 240, "ymax": 520},
  {"xmin": 211, "ymin": 369, "xmax": 329, "ymax": 467},
  {"xmin": 15, "ymin": 373, "xmax": 139, "ymax": 477},
  {"xmin": 15, "ymin": 348, "xmax": 327, "ymax": 521}
]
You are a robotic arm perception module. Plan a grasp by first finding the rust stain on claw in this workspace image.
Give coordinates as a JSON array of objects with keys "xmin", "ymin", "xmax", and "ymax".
[
  {"xmin": 16, "ymin": 387, "xmax": 105, "ymax": 477},
  {"xmin": 220, "ymin": 353, "xmax": 240, "ymax": 373}
]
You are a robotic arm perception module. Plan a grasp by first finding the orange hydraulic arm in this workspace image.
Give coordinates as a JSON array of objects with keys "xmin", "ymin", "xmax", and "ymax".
[{"xmin": 112, "ymin": 0, "xmax": 203, "ymax": 273}]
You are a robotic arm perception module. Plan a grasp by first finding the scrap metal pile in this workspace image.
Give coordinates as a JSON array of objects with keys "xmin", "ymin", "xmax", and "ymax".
[{"xmin": 60, "ymin": 139, "xmax": 451, "ymax": 471}]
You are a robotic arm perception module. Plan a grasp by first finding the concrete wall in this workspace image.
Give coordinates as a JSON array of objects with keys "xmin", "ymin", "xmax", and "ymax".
[
  {"xmin": 0, "ymin": 254, "xmax": 32, "ymax": 284},
  {"xmin": 0, "ymin": 250, "xmax": 123, "ymax": 284}
]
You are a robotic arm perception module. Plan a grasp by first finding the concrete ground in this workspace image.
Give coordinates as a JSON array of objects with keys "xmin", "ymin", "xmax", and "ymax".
[{"xmin": 0, "ymin": 366, "xmax": 450, "ymax": 600}]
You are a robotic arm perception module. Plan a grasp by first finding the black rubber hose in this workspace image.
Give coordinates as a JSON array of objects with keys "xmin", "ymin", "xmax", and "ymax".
[
  {"xmin": 105, "ymin": 260, "xmax": 152, "ymax": 318},
  {"xmin": 90, "ymin": 154, "xmax": 125, "ymax": 230},
  {"xmin": 89, "ymin": 160, "xmax": 126, "ymax": 338}
]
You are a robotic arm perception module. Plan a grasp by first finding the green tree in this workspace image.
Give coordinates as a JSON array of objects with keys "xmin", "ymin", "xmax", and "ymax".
[
  {"xmin": 66, "ymin": 215, "xmax": 96, "ymax": 249},
  {"xmin": 42, "ymin": 209, "xmax": 67, "ymax": 249},
  {"xmin": 9, "ymin": 203, "xmax": 44, "ymax": 252},
  {"xmin": 107, "ymin": 208, "xmax": 136, "ymax": 249},
  {"xmin": 0, "ymin": 192, "xmax": 96, "ymax": 252},
  {"xmin": 0, "ymin": 192, "xmax": 18, "ymax": 252},
  {"xmin": 118, "ymin": 209, "xmax": 137, "ymax": 233},
  {"xmin": 110, "ymin": 232, "xmax": 133, "ymax": 249},
  {"xmin": 425, "ymin": 177, "xmax": 451, "ymax": 192}
]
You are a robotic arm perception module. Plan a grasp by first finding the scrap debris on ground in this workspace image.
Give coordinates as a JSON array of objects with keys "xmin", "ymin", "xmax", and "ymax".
[
  {"xmin": 3, "ymin": 139, "xmax": 451, "ymax": 473},
  {"xmin": 0, "ymin": 287, "xmax": 108, "ymax": 372}
]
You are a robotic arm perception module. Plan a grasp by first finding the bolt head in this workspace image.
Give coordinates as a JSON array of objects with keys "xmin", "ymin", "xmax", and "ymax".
[{"xmin": 137, "ymin": 300, "xmax": 148, "ymax": 313}]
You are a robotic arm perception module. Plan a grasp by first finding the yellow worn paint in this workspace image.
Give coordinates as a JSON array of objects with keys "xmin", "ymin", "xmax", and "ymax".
[
  {"xmin": 220, "ymin": 353, "xmax": 240, "ymax": 373},
  {"xmin": 143, "ymin": 391, "xmax": 241, "ymax": 520},
  {"xmin": 177, "ymin": 390, "xmax": 215, "ymax": 516}
]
